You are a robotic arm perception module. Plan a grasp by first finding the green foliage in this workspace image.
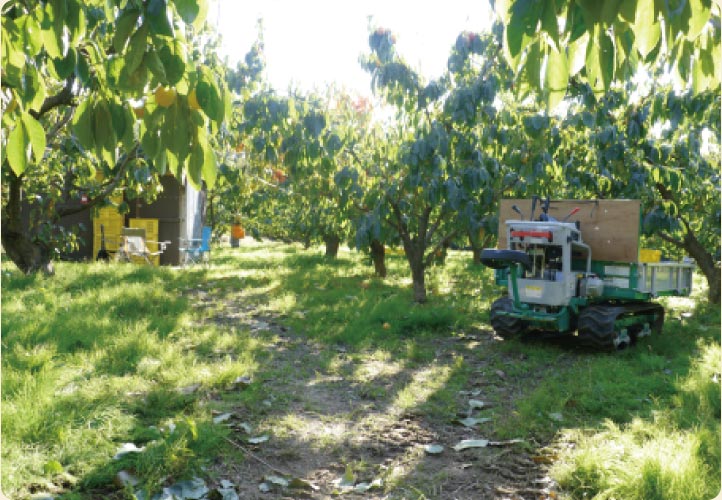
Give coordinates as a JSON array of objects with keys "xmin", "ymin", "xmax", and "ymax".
[
  {"xmin": 1, "ymin": 0, "xmax": 231, "ymax": 273},
  {"xmin": 496, "ymin": 0, "xmax": 721, "ymax": 103}
]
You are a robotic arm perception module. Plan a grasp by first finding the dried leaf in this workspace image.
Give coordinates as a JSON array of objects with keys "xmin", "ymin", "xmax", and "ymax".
[
  {"xmin": 237, "ymin": 422, "xmax": 253, "ymax": 434},
  {"xmin": 215, "ymin": 487, "xmax": 239, "ymax": 500},
  {"xmin": 424, "ymin": 444, "xmax": 444, "ymax": 455},
  {"xmin": 163, "ymin": 478, "xmax": 208, "ymax": 499},
  {"xmin": 247, "ymin": 435, "xmax": 269, "ymax": 444},
  {"xmin": 258, "ymin": 482, "xmax": 271, "ymax": 493},
  {"xmin": 231, "ymin": 376, "xmax": 252, "ymax": 389},
  {"xmin": 332, "ymin": 465, "xmax": 355, "ymax": 490},
  {"xmin": 113, "ymin": 442, "xmax": 145, "ymax": 459},
  {"xmin": 453, "ymin": 439, "xmax": 489, "ymax": 451},
  {"xmin": 488, "ymin": 439, "xmax": 525, "ymax": 446},
  {"xmin": 212, "ymin": 413, "xmax": 233, "ymax": 424},
  {"xmin": 468, "ymin": 399, "xmax": 486, "ymax": 410},
  {"xmin": 288, "ymin": 478, "xmax": 319, "ymax": 491},
  {"xmin": 115, "ymin": 470, "xmax": 140, "ymax": 488},
  {"xmin": 263, "ymin": 475, "xmax": 289, "ymax": 488},
  {"xmin": 456, "ymin": 417, "xmax": 492, "ymax": 428}
]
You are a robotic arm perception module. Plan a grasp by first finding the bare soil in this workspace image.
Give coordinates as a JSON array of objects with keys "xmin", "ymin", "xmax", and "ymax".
[{"xmin": 199, "ymin": 293, "xmax": 561, "ymax": 500}]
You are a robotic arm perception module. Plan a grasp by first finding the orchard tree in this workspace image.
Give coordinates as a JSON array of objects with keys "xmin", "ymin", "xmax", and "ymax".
[
  {"xmin": 1, "ymin": 0, "xmax": 229, "ymax": 274},
  {"xmin": 494, "ymin": 0, "xmax": 720, "ymax": 107},
  {"xmin": 351, "ymin": 27, "xmax": 513, "ymax": 302},
  {"xmin": 551, "ymin": 81, "xmax": 721, "ymax": 302},
  {"xmin": 206, "ymin": 32, "xmax": 268, "ymax": 237}
]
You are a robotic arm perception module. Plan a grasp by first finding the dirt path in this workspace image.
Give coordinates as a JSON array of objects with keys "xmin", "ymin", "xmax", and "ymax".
[{"xmin": 195, "ymin": 291, "xmax": 559, "ymax": 499}]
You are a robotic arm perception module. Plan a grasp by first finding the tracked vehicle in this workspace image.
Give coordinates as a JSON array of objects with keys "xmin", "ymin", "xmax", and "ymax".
[{"xmin": 481, "ymin": 198, "xmax": 695, "ymax": 350}]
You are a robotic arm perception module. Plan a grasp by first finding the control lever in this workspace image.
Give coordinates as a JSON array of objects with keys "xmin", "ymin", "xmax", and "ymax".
[
  {"xmin": 512, "ymin": 205, "xmax": 525, "ymax": 220},
  {"xmin": 530, "ymin": 196, "xmax": 538, "ymax": 221},
  {"xmin": 562, "ymin": 207, "xmax": 580, "ymax": 221}
]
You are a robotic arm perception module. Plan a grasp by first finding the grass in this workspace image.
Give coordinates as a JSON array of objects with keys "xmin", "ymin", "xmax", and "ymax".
[{"xmin": 2, "ymin": 240, "xmax": 719, "ymax": 499}]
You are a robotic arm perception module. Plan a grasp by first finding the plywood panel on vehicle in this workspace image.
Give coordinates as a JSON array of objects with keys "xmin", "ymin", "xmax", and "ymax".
[{"xmin": 497, "ymin": 199, "xmax": 640, "ymax": 263}]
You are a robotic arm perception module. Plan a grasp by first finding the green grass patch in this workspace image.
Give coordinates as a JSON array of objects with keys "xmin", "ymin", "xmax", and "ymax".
[{"xmin": 2, "ymin": 241, "xmax": 718, "ymax": 499}]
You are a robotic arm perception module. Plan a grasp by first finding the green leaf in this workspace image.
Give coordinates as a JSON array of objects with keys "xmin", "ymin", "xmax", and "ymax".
[
  {"xmin": 125, "ymin": 22, "xmax": 148, "ymax": 75},
  {"xmin": 41, "ymin": 23, "xmax": 62, "ymax": 59},
  {"xmin": 201, "ymin": 137, "xmax": 217, "ymax": 189},
  {"xmin": 112, "ymin": 8, "xmax": 140, "ymax": 53},
  {"xmin": 507, "ymin": 0, "xmax": 539, "ymax": 58},
  {"xmin": 19, "ymin": 63, "xmax": 46, "ymax": 113},
  {"xmin": 545, "ymin": 45, "xmax": 569, "ymax": 110},
  {"xmin": 586, "ymin": 25, "xmax": 615, "ymax": 91},
  {"xmin": 6, "ymin": 121, "xmax": 29, "ymax": 175},
  {"xmin": 144, "ymin": 50, "xmax": 168, "ymax": 83},
  {"xmin": 635, "ymin": 0, "xmax": 660, "ymax": 58},
  {"xmin": 21, "ymin": 16, "xmax": 43, "ymax": 57},
  {"xmin": 93, "ymin": 101, "xmax": 116, "ymax": 166},
  {"xmin": 147, "ymin": 0, "xmax": 175, "ymax": 37},
  {"xmin": 688, "ymin": 0, "xmax": 712, "ymax": 40},
  {"xmin": 187, "ymin": 141, "xmax": 204, "ymax": 190},
  {"xmin": 75, "ymin": 52, "xmax": 91, "ymax": 85},
  {"xmin": 520, "ymin": 41, "xmax": 541, "ymax": 94},
  {"xmin": 175, "ymin": 0, "xmax": 201, "ymax": 24},
  {"xmin": 65, "ymin": 0, "xmax": 86, "ymax": 45},
  {"xmin": 541, "ymin": 0, "xmax": 559, "ymax": 48},
  {"xmin": 109, "ymin": 101, "xmax": 129, "ymax": 146},
  {"xmin": 53, "ymin": 48, "xmax": 76, "ymax": 79},
  {"xmin": 600, "ymin": 0, "xmax": 623, "ymax": 24},
  {"xmin": 158, "ymin": 41, "xmax": 186, "ymax": 85},
  {"xmin": 142, "ymin": 129, "xmax": 161, "ymax": 159},
  {"xmin": 619, "ymin": 0, "xmax": 636, "ymax": 22},
  {"xmin": 72, "ymin": 99, "xmax": 94, "ymax": 150},
  {"xmin": 195, "ymin": 69, "xmax": 224, "ymax": 122},
  {"xmin": 22, "ymin": 112, "xmax": 46, "ymax": 163},
  {"xmin": 568, "ymin": 32, "xmax": 589, "ymax": 76}
]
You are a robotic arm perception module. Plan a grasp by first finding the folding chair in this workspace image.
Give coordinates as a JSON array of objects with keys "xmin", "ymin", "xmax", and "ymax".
[
  {"xmin": 179, "ymin": 226, "xmax": 212, "ymax": 266},
  {"xmin": 116, "ymin": 227, "xmax": 170, "ymax": 264}
]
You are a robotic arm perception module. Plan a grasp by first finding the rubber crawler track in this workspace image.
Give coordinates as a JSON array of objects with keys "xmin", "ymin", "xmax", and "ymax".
[
  {"xmin": 577, "ymin": 303, "xmax": 665, "ymax": 351},
  {"xmin": 490, "ymin": 297, "xmax": 527, "ymax": 338}
]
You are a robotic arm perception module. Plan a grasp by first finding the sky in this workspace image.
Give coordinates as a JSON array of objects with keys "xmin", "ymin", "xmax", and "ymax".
[{"xmin": 208, "ymin": 0, "xmax": 494, "ymax": 97}]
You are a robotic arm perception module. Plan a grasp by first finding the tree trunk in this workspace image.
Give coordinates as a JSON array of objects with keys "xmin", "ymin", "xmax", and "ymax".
[
  {"xmin": 468, "ymin": 228, "xmax": 482, "ymax": 264},
  {"xmin": 324, "ymin": 234, "xmax": 340, "ymax": 258},
  {"xmin": 1, "ymin": 173, "xmax": 55, "ymax": 275},
  {"xmin": 370, "ymin": 239, "xmax": 386, "ymax": 277},
  {"xmin": 410, "ymin": 256, "xmax": 427, "ymax": 303},
  {"xmin": 682, "ymin": 229, "xmax": 720, "ymax": 304}
]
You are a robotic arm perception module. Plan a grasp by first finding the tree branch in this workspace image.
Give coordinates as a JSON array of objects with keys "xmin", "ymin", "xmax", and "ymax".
[
  {"xmin": 657, "ymin": 230, "xmax": 684, "ymax": 248},
  {"xmin": 55, "ymin": 144, "xmax": 140, "ymax": 218},
  {"xmin": 30, "ymin": 76, "xmax": 75, "ymax": 120}
]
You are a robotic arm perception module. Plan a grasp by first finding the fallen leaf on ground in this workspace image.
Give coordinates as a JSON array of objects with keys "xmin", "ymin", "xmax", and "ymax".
[
  {"xmin": 212, "ymin": 413, "xmax": 234, "ymax": 424},
  {"xmin": 468, "ymin": 399, "xmax": 486, "ymax": 410},
  {"xmin": 113, "ymin": 443, "xmax": 145, "ymax": 459},
  {"xmin": 488, "ymin": 439, "xmax": 525, "ymax": 446},
  {"xmin": 456, "ymin": 417, "xmax": 492, "ymax": 428},
  {"xmin": 424, "ymin": 444, "xmax": 444, "ymax": 455},
  {"xmin": 289, "ymin": 478, "xmax": 319, "ymax": 491},
  {"xmin": 263, "ymin": 475, "xmax": 289, "ymax": 488},
  {"xmin": 453, "ymin": 439, "xmax": 489, "ymax": 451},
  {"xmin": 247, "ymin": 435, "xmax": 269, "ymax": 444},
  {"xmin": 114, "ymin": 470, "xmax": 139, "ymax": 488}
]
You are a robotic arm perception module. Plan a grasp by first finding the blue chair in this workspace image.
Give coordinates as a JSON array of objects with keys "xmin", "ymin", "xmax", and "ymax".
[{"xmin": 179, "ymin": 226, "xmax": 212, "ymax": 266}]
